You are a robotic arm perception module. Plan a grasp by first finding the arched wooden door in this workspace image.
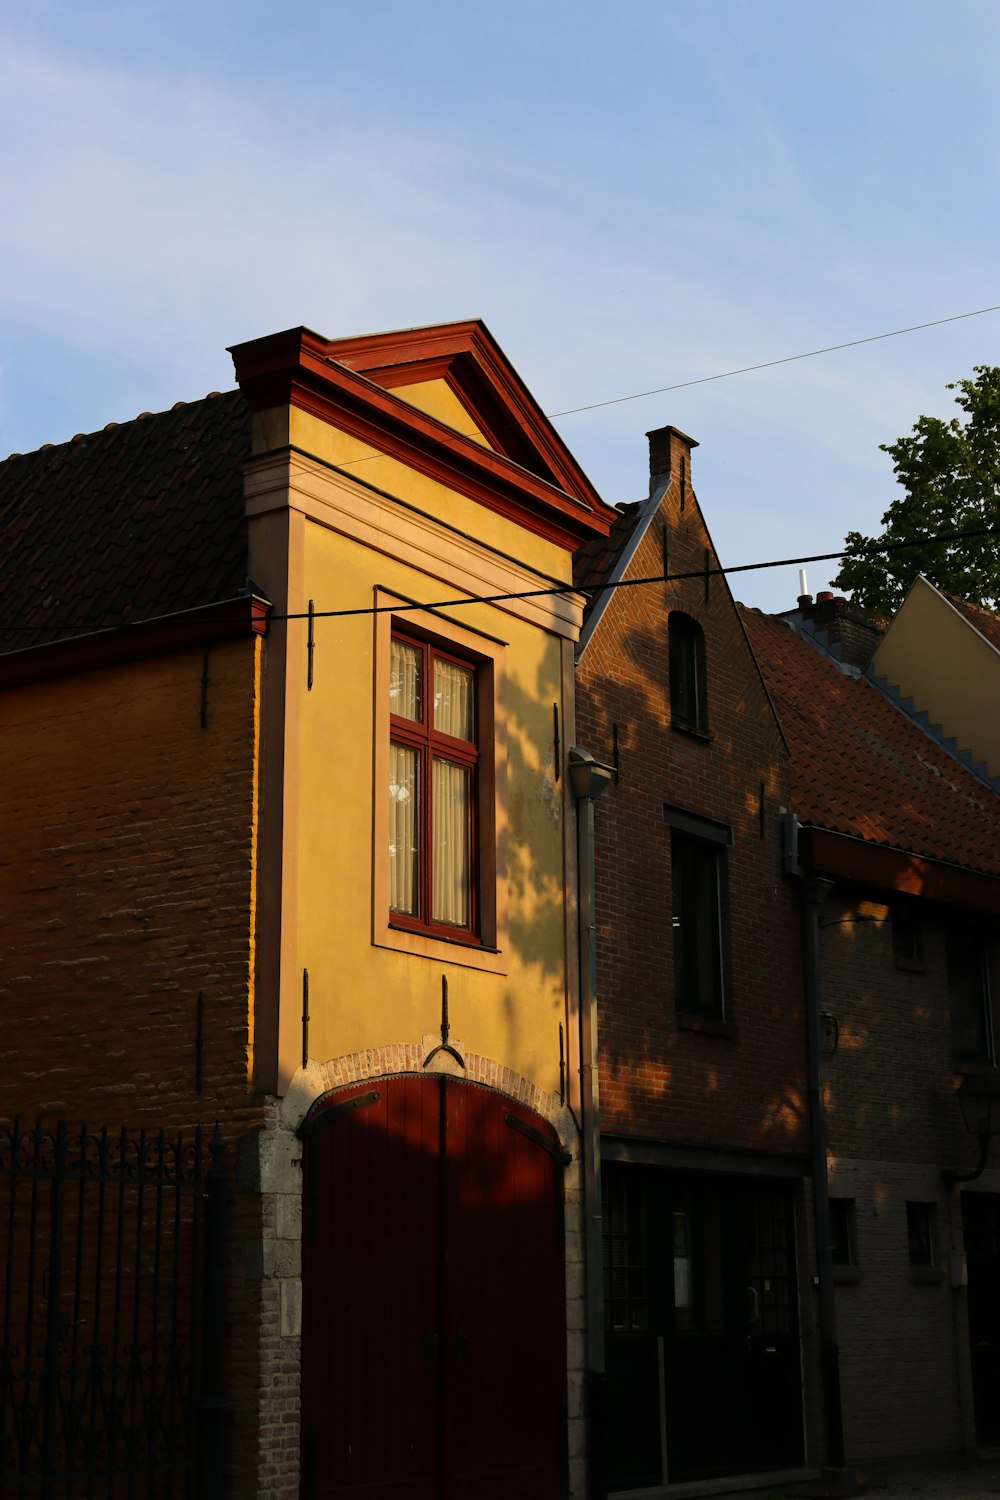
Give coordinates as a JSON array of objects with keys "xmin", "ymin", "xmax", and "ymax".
[{"xmin": 300, "ymin": 1075, "xmax": 568, "ymax": 1500}]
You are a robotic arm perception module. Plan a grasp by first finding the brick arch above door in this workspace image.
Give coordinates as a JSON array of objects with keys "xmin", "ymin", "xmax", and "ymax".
[{"xmin": 277, "ymin": 1042, "xmax": 576, "ymax": 1150}]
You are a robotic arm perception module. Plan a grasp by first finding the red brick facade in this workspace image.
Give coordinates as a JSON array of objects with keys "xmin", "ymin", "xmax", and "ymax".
[{"xmin": 575, "ymin": 429, "xmax": 808, "ymax": 1156}]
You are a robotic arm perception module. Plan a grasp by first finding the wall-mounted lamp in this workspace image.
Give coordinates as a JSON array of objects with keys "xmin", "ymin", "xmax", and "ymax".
[
  {"xmin": 568, "ymin": 746, "xmax": 614, "ymax": 804},
  {"xmin": 943, "ymin": 1074, "xmax": 1000, "ymax": 1190}
]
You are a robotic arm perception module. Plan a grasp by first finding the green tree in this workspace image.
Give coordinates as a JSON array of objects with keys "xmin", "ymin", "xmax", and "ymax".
[{"xmin": 833, "ymin": 365, "xmax": 1000, "ymax": 613}]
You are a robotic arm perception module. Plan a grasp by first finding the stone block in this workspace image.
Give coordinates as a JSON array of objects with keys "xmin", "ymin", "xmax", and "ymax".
[{"xmin": 280, "ymin": 1279, "xmax": 302, "ymax": 1339}]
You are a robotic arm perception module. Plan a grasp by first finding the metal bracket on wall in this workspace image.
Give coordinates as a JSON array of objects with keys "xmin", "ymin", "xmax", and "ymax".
[
  {"xmin": 821, "ymin": 1011, "xmax": 840, "ymax": 1055},
  {"xmin": 504, "ymin": 1112, "xmax": 572, "ymax": 1167},
  {"xmin": 423, "ymin": 975, "xmax": 465, "ymax": 1069}
]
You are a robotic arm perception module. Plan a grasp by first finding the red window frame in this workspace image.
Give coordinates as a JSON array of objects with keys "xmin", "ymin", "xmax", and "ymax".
[{"xmin": 389, "ymin": 629, "xmax": 481, "ymax": 943}]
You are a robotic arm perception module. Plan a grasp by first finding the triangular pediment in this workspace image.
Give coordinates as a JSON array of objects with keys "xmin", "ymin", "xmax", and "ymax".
[{"xmin": 324, "ymin": 320, "xmax": 599, "ymax": 502}]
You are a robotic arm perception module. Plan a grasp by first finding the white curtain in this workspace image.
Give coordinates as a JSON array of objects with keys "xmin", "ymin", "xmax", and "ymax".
[
  {"xmin": 389, "ymin": 643, "xmax": 474, "ymax": 926},
  {"xmin": 389, "ymin": 744, "xmax": 420, "ymax": 915},
  {"xmin": 432, "ymin": 758, "xmax": 470, "ymax": 927},
  {"xmin": 433, "ymin": 658, "xmax": 473, "ymax": 740},
  {"xmin": 390, "ymin": 639, "xmax": 422, "ymax": 723}
]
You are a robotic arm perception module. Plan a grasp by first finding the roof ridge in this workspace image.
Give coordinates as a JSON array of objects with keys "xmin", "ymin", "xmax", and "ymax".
[{"xmin": 2, "ymin": 388, "xmax": 241, "ymax": 466}]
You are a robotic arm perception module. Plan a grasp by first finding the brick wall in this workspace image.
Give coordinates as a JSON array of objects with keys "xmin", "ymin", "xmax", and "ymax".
[
  {"xmin": 0, "ymin": 638, "xmax": 269, "ymax": 1491},
  {"xmin": 820, "ymin": 893, "xmax": 974, "ymax": 1167},
  {"xmin": 576, "ymin": 433, "xmax": 808, "ymax": 1157},
  {"xmin": 821, "ymin": 889, "xmax": 995, "ymax": 1467}
]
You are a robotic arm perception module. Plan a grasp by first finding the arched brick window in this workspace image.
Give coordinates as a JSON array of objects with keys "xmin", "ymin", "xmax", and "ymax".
[{"xmin": 668, "ymin": 613, "xmax": 707, "ymax": 732}]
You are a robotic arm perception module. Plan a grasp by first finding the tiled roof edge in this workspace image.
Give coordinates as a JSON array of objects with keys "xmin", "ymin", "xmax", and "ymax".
[
  {"xmin": 787, "ymin": 606, "xmax": 1000, "ymax": 798},
  {"xmin": 575, "ymin": 480, "xmax": 668, "ymax": 664},
  {"xmin": 864, "ymin": 667, "xmax": 1000, "ymax": 797}
]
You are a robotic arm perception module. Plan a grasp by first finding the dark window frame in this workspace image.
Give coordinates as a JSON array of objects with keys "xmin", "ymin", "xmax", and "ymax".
[
  {"xmin": 891, "ymin": 898, "xmax": 925, "ymax": 971},
  {"xmin": 830, "ymin": 1197, "xmax": 857, "ymax": 1268},
  {"xmin": 946, "ymin": 921, "xmax": 994, "ymax": 1065},
  {"xmin": 668, "ymin": 612, "xmax": 708, "ymax": 734},
  {"xmin": 665, "ymin": 806, "xmax": 731, "ymax": 1023},
  {"xmin": 389, "ymin": 628, "xmax": 482, "ymax": 944},
  {"xmin": 906, "ymin": 1201, "xmax": 936, "ymax": 1268}
]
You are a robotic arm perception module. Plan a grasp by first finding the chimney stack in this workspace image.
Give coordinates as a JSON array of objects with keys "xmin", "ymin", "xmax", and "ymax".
[
  {"xmin": 646, "ymin": 425, "xmax": 699, "ymax": 497},
  {"xmin": 785, "ymin": 591, "xmax": 887, "ymax": 670}
]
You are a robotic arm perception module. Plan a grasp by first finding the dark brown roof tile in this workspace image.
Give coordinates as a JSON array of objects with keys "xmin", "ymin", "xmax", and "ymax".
[{"xmin": 0, "ymin": 391, "xmax": 251, "ymax": 655}]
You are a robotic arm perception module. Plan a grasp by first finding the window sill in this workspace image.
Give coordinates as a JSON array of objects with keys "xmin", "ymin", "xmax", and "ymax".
[
  {"xmin": 677, "ymin": 1011, "xmax": 738, "ymax": 1040},
  {"xmin": 832, "ymin": 1265, "xmax": 863, "ymax": 1284},
  {"xmin": 375, "ymin": 921, "xmax": 508, "ymax": 974},
  {"xmin": 909, "ymin": 1266, "xmax": 945, "ymax": 1284},
  {"xmin": 670, "ymin": 721, "xmax": 713, "ymax": 744},
  {"xmin": 389, "ymin": 920, "xmax": 497, "ymax": 953}
]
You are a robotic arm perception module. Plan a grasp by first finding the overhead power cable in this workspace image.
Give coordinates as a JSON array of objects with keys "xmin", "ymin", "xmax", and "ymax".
[
  {"xmin": 545, "ymin": 303, "xmax": 1000, "ymax": 418},
  {"xmin": 269, "ymin": 522, "xmax": 1000, "ymax": 621},
  {"xmin": 321, "ymin": 300, "xmax": 1000, "ymax": 477},
  {"xmin": 5, "ymin": 523, "xmax": 997, "ymax": 636}
]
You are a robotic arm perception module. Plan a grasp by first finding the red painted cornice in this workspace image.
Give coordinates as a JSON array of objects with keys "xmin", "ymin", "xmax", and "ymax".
[
  {"xmin": 799, "ymin": 826, "xmax": 1000, "ymax": 917},
  {"xmin": 0, "ymin": 594, "xmax": 270, "ymax": 691},
  {"xmin": 228, "ymin": 325, "xmax": 615, "ymax": 552}
]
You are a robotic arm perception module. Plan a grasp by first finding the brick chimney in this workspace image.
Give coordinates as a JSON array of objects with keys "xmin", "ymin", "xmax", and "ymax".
[
  {"xmin": 646, "ymin": 425, "xmax": 699, "ymax": 502},
  {"xmin": 784, "ymin": 591, "xmax": 887, "ymax": 670}
]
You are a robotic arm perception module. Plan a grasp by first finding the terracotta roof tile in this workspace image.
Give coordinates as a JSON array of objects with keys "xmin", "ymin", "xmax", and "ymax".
[
  {"xmin": 944, "ymin": 593, "xmax": 1000, "ymax": 653},
  {"xmin": 0, "ymin": 392, "xmax": 251, "ymax": 655},
  {"xmin": 740, "ymin": 605, "xmax": 1000, "ymax": 879}
]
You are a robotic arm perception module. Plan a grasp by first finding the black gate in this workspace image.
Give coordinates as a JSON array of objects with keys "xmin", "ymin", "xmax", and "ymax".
[{"xmin": 0, "ymin": 1118, "xmax": 226, "ymax": 1498}]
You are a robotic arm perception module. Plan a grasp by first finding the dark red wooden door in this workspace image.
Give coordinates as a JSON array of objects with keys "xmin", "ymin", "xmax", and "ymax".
[{"xmin": 300, "ymin": 1075, "xmax": 567, "ymax": 1500}]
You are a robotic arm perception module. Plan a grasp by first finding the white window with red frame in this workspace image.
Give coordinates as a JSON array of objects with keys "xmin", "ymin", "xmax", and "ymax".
[{"xmin": 389, "ymin": 631, "xmax": 480, "ymax": 941}]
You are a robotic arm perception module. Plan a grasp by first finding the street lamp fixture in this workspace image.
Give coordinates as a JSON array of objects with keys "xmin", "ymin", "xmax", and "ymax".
[{"xmin": 942, "ymin": 1074, "xmax": 1000, "ymax": 1190}]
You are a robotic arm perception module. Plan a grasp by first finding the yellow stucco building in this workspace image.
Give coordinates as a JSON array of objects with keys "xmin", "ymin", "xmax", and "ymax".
[{"xmin": 0, "ymin": 320, "xmax": 614, "ymax": 1498}]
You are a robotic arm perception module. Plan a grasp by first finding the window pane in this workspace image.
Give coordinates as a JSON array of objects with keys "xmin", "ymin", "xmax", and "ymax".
[
  {"xmin": 672, "ymin": 833, "xmax": 724, "ymax": 1015},
  {"xmin": 602, "ymin": 1171, "xmax": 649, "ymax": 1333},
  {"xmin": 907, "ymin": 1202, "xmax": 935, "ymax": 1267},
  {"xmin": 390, "ymin": 639, "xmax": 422, "ymax": 723},
  {"xmin": 389, "ymin": 743, "xmax": 420, "ymax": 915},
  {"xmin": 830, "ymin": 1198, "xmax": 855, "ymax": 1266},
  {"xmin": 434, "ymin": 656, "xmax": 474, "ymax": 741},
  {"xmin": 669, "ymin": 615, "xmax": 706, "ymax": 730},
  {"xmin": 947, "ymin": 924, "xmax": 991, "ymax": 1061},
  {"xmin": 432, "ymin": 758, "xmax": 471, "ymax": 927},
  {"xmin": 891, "ymin": 902, "xmax": 923, "ymax": 962}
]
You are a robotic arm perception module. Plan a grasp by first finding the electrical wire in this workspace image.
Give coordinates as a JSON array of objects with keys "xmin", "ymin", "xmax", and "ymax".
[
  {"xmin": 270, "ymin": 522, "xmax": 1000, "ymax": 621},
  {"xmin": 546, "ymin": 303, "xmax": 1000, "ymax": 418},
  {"xmin": 325, "ymin": 300, "xmax": 1000, "ymax": 475},
  {"xmin": 6, "ymin": 523, "xmax": 998, "ymax": 635}
]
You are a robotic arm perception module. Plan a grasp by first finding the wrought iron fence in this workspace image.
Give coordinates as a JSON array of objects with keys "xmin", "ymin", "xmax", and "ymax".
[{"xmin": 0, "ymin": 1119, "xmax": 226, "ymax": 1498}]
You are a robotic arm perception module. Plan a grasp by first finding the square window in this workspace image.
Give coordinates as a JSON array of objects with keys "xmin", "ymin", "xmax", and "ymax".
[
  {"xmin": 671, "ymin": 830, "xmax": 726, "ymax": 1019},
  {"xmin": 906, "ymin": 1202, "xmax": 935, "ymax": 1268},
  {"xmin": 373, "ymin": 596, "xmax": 507, "ymax": 974}
]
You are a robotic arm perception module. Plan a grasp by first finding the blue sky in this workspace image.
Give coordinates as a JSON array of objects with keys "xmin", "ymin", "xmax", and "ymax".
[{"xmin": 2, "ymin": 0, "xmax": 999, "ymax": 610}]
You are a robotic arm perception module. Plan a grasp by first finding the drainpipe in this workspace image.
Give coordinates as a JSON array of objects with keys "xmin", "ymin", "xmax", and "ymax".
[
  {"xmin": 569, "ymin": 748, "xmax": 614, "ymax": 1500},
  {"xmin": 784, "ymin": 814, "xmax": 844, "ymax": 1475}
]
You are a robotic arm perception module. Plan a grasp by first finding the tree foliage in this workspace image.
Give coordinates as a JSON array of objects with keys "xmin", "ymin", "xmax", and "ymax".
[{"xmin": 832, "ymin": 365, "xmax": 1000, "ymax": 614}]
